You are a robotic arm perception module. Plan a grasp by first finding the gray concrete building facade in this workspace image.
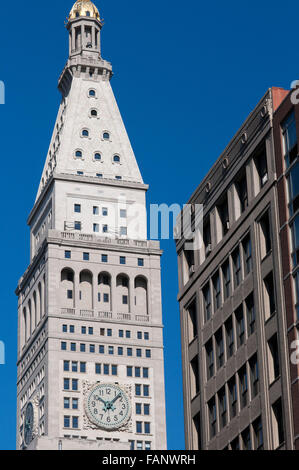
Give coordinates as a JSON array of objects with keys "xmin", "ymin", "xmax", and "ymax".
[{"xmin": 16, "ymin": 0, "xmax": 166, "ymax": 451}]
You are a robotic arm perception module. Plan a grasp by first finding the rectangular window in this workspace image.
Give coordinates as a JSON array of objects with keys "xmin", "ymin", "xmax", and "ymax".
[
  {"xmin": 259, "ymin": 211, "xmax": 272, "ymax": 259},
  {"xmin": 101, "ymin": 254, "xmax": 108, "ymax": 263},
  {"xmin": 103, "ymin": 293, "xmax": 109, "ymax": 303},
  {"xmin": 72, "ymin": 361, "xmax": 78, "ymax": 372},
  {"xmin": 64, "ymin": 378, "xmax": 70, "ymax": 390},
  {"xmin": 143, "ymin": 385, "xmax": 149, "ymax": 397},
  {"xmin": 63, "ymin": 361, "xmax": 69, "ymax": 372},
  {"xmin": 120, "ymin": 227, "xmax": 127, "ymax": 236},
  {"xmin": 127, "ymin": 366, "xmax": 133, "ymax": 377},
  {"xmin": 236, "ymin": 171, "xmax": 248, "ymax": 214},
  {"xmin": 203, "ymin": 218, "xmax": 212, "ymax": 258},
  {"xmin": 137, "ymin": 331, "xmax": 142, "ymax": 340},
  {"xmin": 288, "ymin": 161, "xmax": 299, "ymax": 215},
  {"xmin": 253, "ymin": 417, "xmax": 264, "ymax": 450},
  {"xmin": 74, "ymin": 204, "xmax": 81, "ymax": 213},
  {"xmin": 61, "ymin": 342, "xmax": 67, "ymax": 351},
  {"xmin": 232, "ymin": 247, "xmax": 242, "ymax": 288},
  {"xmin": 242, "ymin": 234, "xmax": 252, "ymax": 275},
  {"xmin": 242, "ymin": 427, "xmax": 252, "ymax": 450},
  {"xmin": 72, "ymin": 398, "xmax": 78, "ymax": 410},
  {"xmin": 95, "ymin": 363, "xmax": 101, "ymax": 374},
  {"xmin": 282, "ymin": 111, "xmax": 297, "ymax": 167},
  {"xmin": 120, "ymin": 256, "xmax": 126, "ymax": 265},
  {"xmin": 138, "ymin": 258, "xmax": 144, "ymax": 267},
  {"xmin": 144, "ymin": 422, "xmax": 151, "ymax": 434},
  {"xmin": 64, "ymin": 416, "xmax": 70, "ymax": 428},
  {"xmin": 146, "ymin": 350, "xmax": 151, "ymax": 358},
  {"xmin": 225, "ymin": 317, "xmax": 234, "ymax": 358},
  {"xmin": 218, "ymin": 387, "xmax": 227, "ymax": 429},
  {"xmin": 118, "ymin": 347, "xmax": 123, "ymax": 356},
  {"xmin": 222, "ymin": 259, "xmax": 231, "ymax": 300},
  {"xmin": 144, "ymin": 404, "xmax": 150, "ymax": 416},
  {"xmin": 136, "ymin": 422, "xmax": 142, "ymax": 434},
  {"xmin": 263, "ymin": 272, "xmax": 276, "ymax": 319},
  {"xmin": 62, "ymin": 325, "xmax": 67, "ymax": 333},
  {"xmin": 246, "ymin": 293, "xmax": 255, "ymax": 335},
  {"xmin": 120, "ymin": 209, "xmax": 127, "ymax": 218},
  {"xmin": 70, "ymin": 343, "xmax": 76, "ymax": 352},
  {"xmin": 255, "ymin": 149, "xmax": 268, "ymax": 188},
  {"xmin": 215, "ymin": 328, "xmax": 224, "ymax": 369},
  {"xmin": 102, "ymin": 224, "xmax": 108, "ymax": 233},
  {"xmin": 250, "ymin": 354, "xmax": 259, "ymax": 398},
  {"xmin": 217, "ymin": 195, "xmax": 230, "ymax": 237},
  {"xmin": 291, "ymin": 215, "xmax": 299, "ymax": 269},
  {"xmin": 136, "ymin": 349, "xmax": 142, "ymax": 358},
  {"xmin": 235, "ymin": 305, "xmax": 245, "ymax": 348},
  {"xmin": 65, "ymin": 250, "xmax": 71, "ymax": 259},
  {"xmin": 203, "ymin": 283, "xmax": 211, "ymax": 322},
  {"xmin": 127, "ymin": 348, "xmax": 132, "ymax": 357},
  {"xmin": 206, "ymin": 340, "xmax": 214, "ymax": 380},
  {"xmin": 135, "ymin": 384, "xmax": 141, "ymax": 396},
  {"xmin": 268, "ymin": 334, "xmax": 280, "ymax": 383},
  {"xmin": 104, "ymin": 364, "xmax": 109, "ymax": 375},
  {"xmin": 107, "ymin": 329, "xmax": 112, "ymax": 337},
  {"xmin": 119, "ymin": 330, "xmax": 124, "ymax": 338},
  {"xmin": 122, "ymin": 295, "xmax": 128, "ymax": 305},
  {"xmin": 74, "ymin": 221, "xmax": 81, "ymax": 231},
  {"xmin": 239, "ymin": 366, "xmax": 248, "ymax": 409},
  {"xmin": 72, "ymin": 417, "xmax": 78, "ymax": 429},
  {"xmin": 64, "ymin": 397, "xmax": 70, "ymax": 409},
  {"xmin": 80, "ymin": 343, "xmax": 86, "ymax": 352},
  {"xmin": 93, "ymin": 224, "xmax": 99, "ymax": 233},
  {"xmin": 126, "ymin": 330, "xmax": 131, "ymax": 338},
  {"xmin": 93, "ymin": 206, "xmax": 99, "ymax": 215},
  {"xmin": 136, "ymin": 403, "xmax": 142, "ymax": 415},
  {"xmin": 212, "ymin": 272, "xmax": 221, "ymax": 311},
  {"xmin": 88, "ymin": 327, "xmax": 93, "ymax": 335},
  {"xmin": 80, "ymin": 362, "xmax": 86, "ymax": 373},
  {"xmin": 72, "ymin": 379, "xmax": 78, "ymax": 391},
  {"xmin": 144, "ymin": 332, "xmax": 149, "ymax": 340},
  {"xmin": 142, "ymin": 368, "xmax": 149, "ymax": 379},
  {"xmin": 111, "ymin": 365, "xmax": 117, "ymax": 376},
  {"xmin": 83, "ymin": 252, "xmax": 89, "ymax": 261},
  {"xmin": 108, "ymin": 346, "xmax": 114, "ymax": 355},
  {"xmin": 81, "ymin": 326, "xmax": 86, "ymax": 334},
  {"xmin": 102, "ymin": 207, "xmax": 108, "ymax": 216},
  {"xmin": 272, "ymin": 399, "xmax": 285, "ymax": 448},
  {"xmin": 135, "ymin": 367, "xmax": 141, "ymax": 377},
  {"xmin": 208, "ymin": 398, "xmax": 217, "ymax": 439},
  {"xmin": 67, "ymin": 290, "xmax": 73, "ymax": 299},
  {"xmin": 229, "ymin": 377, "xmax": 237, "ymax": 418},
  {"xmin": 69, "ymin": 325, "xmax": 75, "ymax": 333},
  {"xmin": 89, "ymin": 344, "xmax": 95, "ymax": 353}
]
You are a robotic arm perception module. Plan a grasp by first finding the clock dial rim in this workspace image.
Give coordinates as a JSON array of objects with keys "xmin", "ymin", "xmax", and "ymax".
[{"xmin": 85, "ymin": 383, "xmax": 131, "ymax": 430}]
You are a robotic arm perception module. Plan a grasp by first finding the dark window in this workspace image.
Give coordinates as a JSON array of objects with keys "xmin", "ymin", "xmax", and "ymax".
[
  {"xmin": 65, "ymin": 250, "xmax": 71, "ymax": 259},
  {"xmin": 187, "ymin": 299, "xmax": 198, "ymax": 341},
  {"xmin": 113, "ymin": 155, "xmax": 120, "ymax": 162},
  {"xmin": 246, "ymin": 293, "xmax": 255, "ymax": 335},
  {"xmin": 213, "ymin": 272, "xmax": 221, "ymax": 311},
  {"xmin": 291, "ymin": 214, "xmax": 299, "ymax": 267},
  {"xmin": 215, "ymin": 328, "xmax": 224, "ymax": 369},
  {"xmin": 83, "ymin": 252, "xmax": 89, "ymax": 261},
  {"xmin": 95, "ymin": 363, "xmax": 101, "ymax": 374},
  {"xmin": 239, "ymin": 366, "xmax": 248, "ymax": 409},
  {"xmin": 264, "ymin": 272, "xmax": 276, "ymax": 317},
  {"xmin": 120, "ymin": 256, "xmax": 126, "ymax": 265},
  {"xmin": 74, "ymin": 221, "xmax": 81, "ymax": 231},
  {"xmin": 260, "ymin": 211, "xmax": 272, "ymax": 258},
  {"xmin": 272, "ymin": 399, "xmax": 285, "ymax": 446},
  {"xmin": 242, "ymin": 427, "xmax": 252, "ymax": 450},
  {"xmin": 191, "ymin": 357, "xmax": 200, "ymax": 396},
  {"xmin": 82, "ymin": 129, "xmax": 89, "ymax": 137},
  {"xmin": 80, "ymin": 362, "xmax": 86, "ymax": 373},
  {"xmin": 236, "ymin": 171, "xmax": 248, "ymax": 213},
  {"xmin": 103, "ymin": 132, "xmax": 110, "ymax": 140},
  {"xmin": 203, "ymin": 219, "xmax": 212, "ymax": 257},
  {"xmin": 225, "ymin": 317, "xmax": 234, "ymax": 358},
  {"xmin": 101, "ymin": 254, "xmax": 108, "ymax": 263},
  {"xmin": 138, "ymin": 258, "xmax": 144, "ymax": 267},
  {"xmin": 203, "ymin": 283, "xmax": 211, "ymax": 322},
  {"xmin": 288, "ymin": 162, "xmax": 299, "ymax": 215},
  {"xmin": 253, "ymin": 417, "xmax": 264, "ymax": 450},
  {"xmin": 75, "ymin": 150, "xmax": 82, "ymax": 158},
  {"xmin": 222, "ymin": 260, "xmax": 231, "ymax": 300},
  {"xmin": 255, "ymin": 149, "xmax": 269, "ymax": 187},
  {"xmin": 208, "ymin": 398, "xmax": 217, "ymax": 439},
  {"xmin": 242, "ymin": 235, "xmax": 252, "ymax": 275},
  {"xmin": 217, "ymin": 195, "xmax": 230, "ymax": 236},
  {"xmin": 91, "ymin": 109, "xmax": 97, "ymax": 117},
  {"xmin": 74, "ymin": 204, "xmax": 81, "ymax": 213},
  {"xmin": 250, "ymin": 354, "xmax": 259, "ymax": 398},
  {"xmin": 218, "ymin": 387, "xmax": 227, "ymax": 429},
  {"xmin": 206, "ymin": 340, "xmax": 214, "ymax": 379},
  {"xmin": 67, "ymin": 290, "xmax": 73, "ymax": 299},
  {"xmin": 282, "ymin": 111, "xmax": 297, "ymax": 167},
  {"xmin": 229, "ymin": 377, "xmax": 237, "ymax": 418},
  {"xmin": 268, "ymin": 334, "xmax": 280, "ymax": 381},
  {"xmin": 89, "ymin": 89, "xmax": 96, "ymax": 97},
  {"xmin": 235, "ymin": 305, "xmax": 245, "ymax": 347},
  {"xmin": 230, "ymin": 437, "xmax": 240, "ymax": 450},
  {"xmin": 232, "ymin": 248, "xmax": 242, "ymax": 288}
]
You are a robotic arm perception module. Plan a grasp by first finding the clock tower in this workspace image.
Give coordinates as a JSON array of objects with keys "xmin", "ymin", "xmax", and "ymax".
[{"xmin": 16, "ymin": 0, "xmax": 167, "ymax": 450}]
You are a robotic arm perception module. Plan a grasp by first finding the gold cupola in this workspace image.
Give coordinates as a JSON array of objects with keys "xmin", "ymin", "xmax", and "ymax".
[{"xmin": 68, "ymin": 0, "xmax": 101, "ymax": 21}]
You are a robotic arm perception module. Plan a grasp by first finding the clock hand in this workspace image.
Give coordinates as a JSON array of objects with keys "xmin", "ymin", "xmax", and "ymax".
[{"xmin": 110, "ymin": 393, "xmax": 122, "ymax": 406}]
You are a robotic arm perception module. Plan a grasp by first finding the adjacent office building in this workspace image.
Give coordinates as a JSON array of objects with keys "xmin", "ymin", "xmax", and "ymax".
[
  {"xmin": 16, "ymin": 0, "xmax": 166, "ymax": 450},
  {"xmin": 176, "ymin": 86, "xmax": 299, "ymax": 450}
]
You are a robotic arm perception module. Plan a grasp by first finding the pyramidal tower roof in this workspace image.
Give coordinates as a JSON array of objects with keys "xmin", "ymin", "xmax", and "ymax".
[{"xmin": 35, "ymin": 1, "xmax": 144, "ymax": 203}]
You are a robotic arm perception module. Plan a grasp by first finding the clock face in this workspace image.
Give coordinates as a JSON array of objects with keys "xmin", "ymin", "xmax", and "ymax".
[
  {"xmin": 24, "ymin": 402, "xmax": 34, "ymax": 446},
  {"xmin": 86, "ymin": 383, "xmax": 131, "ymax": 430}
]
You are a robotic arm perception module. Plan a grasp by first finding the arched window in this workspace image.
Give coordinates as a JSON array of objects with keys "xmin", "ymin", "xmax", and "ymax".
[
  {"xmin": 94, "ymin": 152, "xmax": 101, "ymax": 161},
  {"xmin": 103, "ymin": 132, "xmax": 110, "ymax": 140},
  {"xmin": 61, "ymin": 268, "xmax": 75, "ymax": 308},
  {"xmin": 90, "ymin": 109, "xmax": 98, "ymax": 117},
  {"xmin": 75, "ymin": 150, "xmax": 82, "ymax": 158},
  {"xmin": 82, "ymin": 129, "xmax": 89, "ymax": 137},
  {"xmin": 86, "ymin": 11, "xmax": 90, "ymax": 17},
  {"xmin": 113, "ymin": 155, "xmax": 120, "ymax": 163},
  {"xmin": 98, "ymin": 272, "xmax": 111, "ymax": 310},
  {"xmin": 116, "ymin": 274, "xmax": 130, "ymax": 313},
  {"xmin": 79, "ymin": 270, "xmax": 93, "ymax": 310},
  {"xmin": 134, "ymin": 276, "xmax": 148, "ymax": 315},
  {"xmin": 89, "ymin": 89, "xmax": 96, "ymax": 97}
]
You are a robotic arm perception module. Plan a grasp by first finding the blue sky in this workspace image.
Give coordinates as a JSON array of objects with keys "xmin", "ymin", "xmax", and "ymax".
[{"xmin": 0, "ymin": 0, "xmax": 298, "ymax": 450}]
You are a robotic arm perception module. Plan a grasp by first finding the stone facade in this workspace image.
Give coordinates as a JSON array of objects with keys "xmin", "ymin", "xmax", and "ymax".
[{"xmin": 16, "ymin": 1, "xmax": 167, "ymax": 451}]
